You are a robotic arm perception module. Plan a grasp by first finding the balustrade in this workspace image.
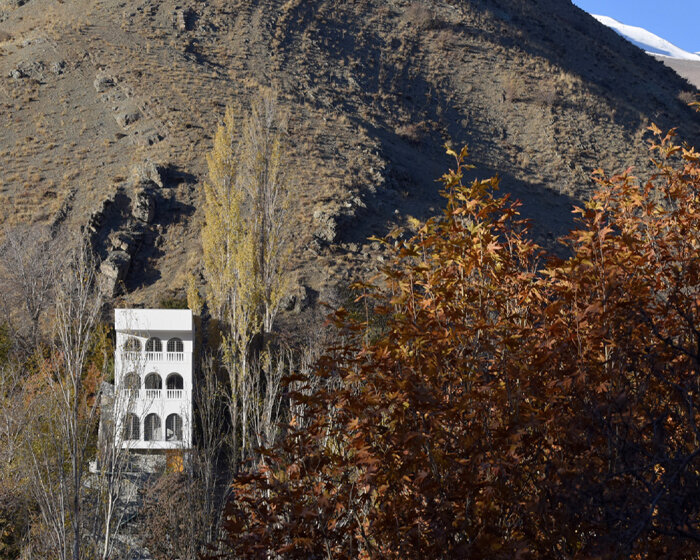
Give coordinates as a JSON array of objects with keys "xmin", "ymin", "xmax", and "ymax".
[
  {"xmin": 123, "ymin": 351, "xmax": 142, "ymax": 362},
  {"xmin": 122, "ymin": 351, "xmax": 187, "ymax": 363},
  {"xmin": 120, "ymin": 388, "xmax": 187, "ymax": 400}
]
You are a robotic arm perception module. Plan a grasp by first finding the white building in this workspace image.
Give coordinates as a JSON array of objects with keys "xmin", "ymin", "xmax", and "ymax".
[{"xmin": 113, "ymin": 308, "xmax": 194, "ymax": 450}]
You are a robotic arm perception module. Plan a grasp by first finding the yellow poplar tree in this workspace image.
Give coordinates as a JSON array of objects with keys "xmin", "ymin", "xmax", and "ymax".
[
  {"xmin": 237, "ymin": 90, "xmax": 293, "ymax": 334},
  {"xmin": 202, "ymin": 90, "xmax": 293, "ymax": 464}
]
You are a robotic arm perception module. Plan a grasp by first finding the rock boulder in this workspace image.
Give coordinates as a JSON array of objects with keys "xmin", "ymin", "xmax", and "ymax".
[
  {"xmin": 132, "ymin": 190, "xmax": 155, "ymax": 224},
  {"xmin": 132, "ymin": 160, "xmax": 164, "ymax": 188},
  {"xmin": 99, "ymin": 250, "xmax": 131, "ymax": 297}
]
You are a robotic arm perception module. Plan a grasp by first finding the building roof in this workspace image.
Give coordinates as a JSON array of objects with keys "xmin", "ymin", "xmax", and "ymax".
[{"xmin": 114, "ymin": 308, "xmax": 193, "ymax": 333}]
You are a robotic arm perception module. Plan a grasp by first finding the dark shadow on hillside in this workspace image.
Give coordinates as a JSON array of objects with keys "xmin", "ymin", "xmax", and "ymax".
[
  {"xmin": 299, "ymin": 21, "xmax": 583, "ymax": 252},
  {"xmin": 269, "ymin": 0, "xmax": 689, "ymax": 258},
  {"xmin": 91, "ymin": 191, "xmax": 133, "ymax": 262},
  {"xmin": 458, "ymin": 0, "xmax": 700, "ymax": 143},
  {"xmin": 161, "ymin": 164, "xmax": 198, "ymax": 187},
  {"xmin": 335, "ymin": 117, "xmax": 579, "ymax": 255},
  {"xmin": 125, "ymin": 194, "xmax": 196, "ymax": 292}
]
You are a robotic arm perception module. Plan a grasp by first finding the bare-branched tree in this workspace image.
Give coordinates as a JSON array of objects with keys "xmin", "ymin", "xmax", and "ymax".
[
  {"xmin": 0, "ymin": 360, "xmax": 32, "ymax": 558},
  {"xmin": 193, "ymin": 353, "xmax": 229, "ymax": 545},
  {"xmin": 19, "ymin": 237, "xmax": 104, "ymax": 560},
  {"xmin": 0, "ymin": 225, "xmax": 64, "ymax": 348},
  {"xmin": 245, "ymin": 347, "xmax": 290, "ymax": 457},
  {"xmin": 87, "ymin": 347, "xmax": 144, "ymax": 560}
]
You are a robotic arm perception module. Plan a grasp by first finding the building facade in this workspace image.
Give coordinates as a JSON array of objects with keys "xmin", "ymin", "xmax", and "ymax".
[{"xmin": 114, "ymin": 309, "xmax": 194, "ymax": 450}]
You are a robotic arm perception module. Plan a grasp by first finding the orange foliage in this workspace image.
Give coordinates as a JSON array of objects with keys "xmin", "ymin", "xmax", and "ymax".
[
  {"xmin": 219, "ymin": 129, "xmax": 700, "ymax": 558},
  {"xmin": 536, "ymin": 127, "xmax": 700, "ymax": 556}
]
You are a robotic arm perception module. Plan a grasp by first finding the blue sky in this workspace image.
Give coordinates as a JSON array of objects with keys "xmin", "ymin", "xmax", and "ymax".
[{"xmin": 572, "ymin": 0, "xmax": 700, "ymax": 53}]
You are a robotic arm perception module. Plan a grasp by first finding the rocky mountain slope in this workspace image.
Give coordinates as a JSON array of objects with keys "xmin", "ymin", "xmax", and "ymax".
[
  {"xmin": 1, "ymin": 0, "xmax": 698, "ymax": 308},
  {"xmin": 657, "ymin": 57, "xmax": 700, "ymax": 89}
]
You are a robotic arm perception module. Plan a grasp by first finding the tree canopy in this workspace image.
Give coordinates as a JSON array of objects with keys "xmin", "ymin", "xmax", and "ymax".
[{"xmin": 219, "ymin": 127, "xmax": 700, "ymax": 559}]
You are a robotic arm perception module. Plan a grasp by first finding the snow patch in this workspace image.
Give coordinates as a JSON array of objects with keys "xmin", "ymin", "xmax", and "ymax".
[{"xmin": 593, "ymin": 14, "xmax": 700, "ymax": 62}]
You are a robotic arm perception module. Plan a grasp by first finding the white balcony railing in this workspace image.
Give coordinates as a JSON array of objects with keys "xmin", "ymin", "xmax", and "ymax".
[
  {"xmin": 123, "ymin": 351, "xmax": 142, "ymax": 362},
  {"xmin": 121, "ymin": 351, "xmax": 186, "ymax": 363},
  {"xmin": 120, "ymin": 388, "xmax": 187, "ymax": 400},
  {"xmin": 120, "ymin": 388, "xmax": 139, "ymax": 400}
]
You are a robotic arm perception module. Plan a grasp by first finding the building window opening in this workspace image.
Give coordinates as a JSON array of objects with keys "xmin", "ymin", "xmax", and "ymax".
[
  {"xmin": 123, "ymin": 373, "xmax": 140, "ymax": 399},
  {"xmin": 144, "ymin": 413, "xmax": 162, "ymax": 441},
  {"xmin": 166, "ymin": 373, "xmax": 184, "ymax": 390},
  {"xmin": 124, "ymin": 337, "xmax": 142, "ymax": 353},
  {"xmin": 167, "ymin": 338, "xmax": 183, "ymax": 353},
  {"xmin": 145, "ymin": 337, "xmax": 162, "ymax": 353},
  {"xmin": 166, "ymin": 414, "xmax": 183, "ymax": 441},
  {"xmin": 145, "ymin": 373, "xmax": 162, "ymax": 390},
  {"xmin": 123, "ymin": 373, "xmax": 140, "ymax": 390},
  {"xmin": 123, "ymin": 413, "xmax": 140, "ymax": 440}
]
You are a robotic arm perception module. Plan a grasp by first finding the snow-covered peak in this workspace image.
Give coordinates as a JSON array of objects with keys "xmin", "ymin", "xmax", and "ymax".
[{"xmin": 593, "ymin": 14, "xmax": 700, "ymax": 62}]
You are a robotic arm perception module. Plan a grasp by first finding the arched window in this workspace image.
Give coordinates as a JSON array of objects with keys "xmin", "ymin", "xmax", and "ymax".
[
  {"xmin": 167, "ymin": 338, "xmax": 183, "ymax": 353},
  {"xmin": 144, "ymin": 413, "xmax": 162, "ymax": 441},
  {"xmin": 166, "ymin": 373, "xmax": 183, "ymax": 390},
  {"xmin": 123, "ymin": 413, "xmax": 140, "ymax": 440},
  {"xmin": 123, "ymin": 373, "xmax": 140, "ymax": 391},
  {"xmin": 166, "ymin": 414, "xmax": 183, "ymax": 441},
  {"xmin": 145, "ymin": 337, "xmax": 162, "ymax": 352},
  {"xmin": 123, "ymin": 337, "xmax": 142, "ymax": 353},
  {"xmin": 144, "ymin": 373, "xmax": 162, "ymax": 390}
]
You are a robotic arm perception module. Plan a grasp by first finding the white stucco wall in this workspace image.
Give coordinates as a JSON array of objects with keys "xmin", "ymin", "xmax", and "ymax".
[{"xmin": 113, "ymin": 309, "xmax": 194, "ymax": 450}]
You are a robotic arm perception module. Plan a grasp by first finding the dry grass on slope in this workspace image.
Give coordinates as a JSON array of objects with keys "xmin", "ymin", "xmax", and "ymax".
[{"xmin": 0, "ymin": 0, "xmax": 697, "ymax": 309}]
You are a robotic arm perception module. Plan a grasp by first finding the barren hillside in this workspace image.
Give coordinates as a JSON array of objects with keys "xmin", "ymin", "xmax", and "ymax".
[
  {"xmin": 1, "ymin": 0, "xmax": 698, "ymax": 307},
  {"xmin": 656, "ymin": 57, "xmax": 700, "ymax": 89}
]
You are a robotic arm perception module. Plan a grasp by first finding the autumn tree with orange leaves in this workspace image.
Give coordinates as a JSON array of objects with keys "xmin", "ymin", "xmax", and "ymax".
[
  {"xmin": 536, "ymin": 125, "xmax": 700, "ymax": 556},
  {"xmin": 217, "ymin": 120, "xmax": 700, "ymax": 559}
]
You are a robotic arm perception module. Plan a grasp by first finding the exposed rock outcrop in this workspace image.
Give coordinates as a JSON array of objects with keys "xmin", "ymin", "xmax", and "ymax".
[
  {"xmin": 93, "ymin": 73, "xmax": 114, "ymax": 93},
  {"xmin": 312, "ymin": 197, "xmax": 366, "ymax": 246},
  {"xmin": 115, "ymin": 108, "xmax": 141, "ymax": 128},
  {"xmin": 132, "ymin": 160, "xmax": 164, "ymax": 189},
  {"xmin": 88, "ymin": 161, "xmax": 169, "ymax": 297},
  {"xmin": 312, "ymin": 208, "xmax": 338, "ymax": 245},
  {"xmin": 132, "ymin": 189, "xmax": 155, "ymax": 224},
  {"xmin": 99, "ymin": 250, "xmax": 131, "ymax": 297},
  {"xmin": 282, "ymin": 284, "xmax": 311, "ymax": 314}
]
